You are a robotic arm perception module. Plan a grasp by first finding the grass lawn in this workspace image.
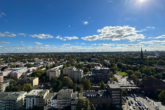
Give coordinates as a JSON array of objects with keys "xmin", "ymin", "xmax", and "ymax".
[{"xmin": 116, "ymin": 71, "xmax": 128, "ymax": 76}]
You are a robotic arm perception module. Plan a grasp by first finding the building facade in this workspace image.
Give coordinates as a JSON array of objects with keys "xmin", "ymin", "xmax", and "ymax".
[
  {"xmin": 25, "ymin": 89, "xmax": 49, "ymax": 109},
  {"xmin": 0, "ymin": 91, "xmax": 27, "ymax": 110},
  {"xmin": 63, "ymin": 67, "xmax": 84, "ymax": 83},
  {"xmin": 19, "ymin": 77, "xmax": 39, "ymax": 86}
]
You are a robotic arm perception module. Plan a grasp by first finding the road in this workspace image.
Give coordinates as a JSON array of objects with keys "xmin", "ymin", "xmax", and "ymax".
[{"xmin": 126, "ymin": 94, "xmax": 158, "ymax": 110}]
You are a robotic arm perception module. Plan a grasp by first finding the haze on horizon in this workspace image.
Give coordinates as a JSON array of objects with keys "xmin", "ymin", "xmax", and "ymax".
[{"xmin": 0, "ymin": 0, "xmax": 165, "ymax": 53}]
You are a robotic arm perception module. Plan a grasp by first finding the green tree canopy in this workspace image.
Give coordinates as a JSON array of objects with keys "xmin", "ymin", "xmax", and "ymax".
[
  {"xmin": 25, "ymin": 64, "xmax": 33, "ymax": 68},
  {"xmin": 82, "ymin": 79, "xmax": 91, "ymax": 90},
  {"xmin": 22, "ymin": 83, "xmax": 33, "ymax": 92},
  {"xmin": 117, "ymin": 62, "xmax": 123, "ymax": 68},
  {"xmin": 62, "ymin": 77, "xmax": 73, "ymax": 88},
  {"xmin": 122, "ymin": 89, "xmax": 128, "ymax": 96},
  {"xmin": 84, "ymin": 68, "xmax": 89, "ymax": 73},
  {"xmin": 126, "ymin": 70, "xmax": 134, "ymax": 78},
  {"xmin": 157, "ymin": 60, "xmax": 165, "ymax": 65},
  {"xmin": 158, "ymin": 90, "xmax": 165, "ymax": 104},
  {"xmin": 110, "ymin": 66, "xmax": 118, "ymax": 73},
  {"xmin": 100, "ymin": 81, "xmax": 105, "ymax": 90},
  {"xmin": 134, "ymin": 71, "xmax": 142, "ymax": 78},
  {"xmin": 76, "ymin": 98, "xmax": 91, "ymax": 110}
]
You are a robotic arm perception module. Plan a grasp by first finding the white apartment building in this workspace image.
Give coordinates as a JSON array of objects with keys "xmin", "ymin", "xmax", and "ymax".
[
  {"xmin": 25, "ymin": 89, "xmax": 49, "ymax": 109},
  {"xmin": 63, "ymin": 66, "xmax": 83, "ymax": 83}
]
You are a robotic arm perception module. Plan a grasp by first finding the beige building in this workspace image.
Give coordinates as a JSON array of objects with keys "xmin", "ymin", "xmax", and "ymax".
[
  {"xmin": 63, "ymin": 66, "xmax": 83, "ymax": 83},
  {"xmin": 44, "ymin": 93, "xmax": 56, "ymax": 110},
  {"xmin": 25, "ymin": 89, "xmax": 49, "ymax": 109},
  {"xmin": 0, "ymin": 91, "xmax": 27, "ymax": 110},
  {"xmin": 19, "ymin": 77, "xmax": 39, "ymax": 86},
  {"xmin": 46, "ymin": 67, "xmax": 61, "ymax": 80}
]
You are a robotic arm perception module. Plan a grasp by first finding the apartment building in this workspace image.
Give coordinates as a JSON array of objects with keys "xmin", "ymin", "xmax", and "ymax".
[
  {"xmin": 85, "ymin": 90, "xmax": 111, "ymax": 108},
  {"xmin": 0, "ymin": 91, "xmax": 27, "ymax": 110},
  {"xmin": 0, "ymin": 75, "xmax": 3, "ymax": 82},
  {"xmin": 28, "ymin": 67, "xmax": 38, "ymax": 72},
  {"xmin": 19, "ymin": 77, "xmax": 39, "ymax": 86},
  {"xmin": 63, "ymin": 66, "xmax": 84, "ymax": 83},
  {"xmin": 51, "ymin": 89, "xmax": 73, "ymax": 109},
  {"xmin": 107, "ymin": 82, "xmax": 122, "ymax": 107},
  {"xmin": 9, "ymin": 67, "xmax": 28, "ymax": 79},
  {"xmin": 25, "ymin": 89, "xmax": 49, "ymax": 109},
  {"xmin": 46, "ymin": 65, "xmax": 63, "ymax": 80},
  {"xmin": 0, "ymin": 81, "xmax": 9, "ymax": 92},
  {"xmin": 44, "ymin": 93, "xmax": 56, "ymax": 110},
  {"xmin": 104, "ymin": 59, "xmax": 110, "ymax": 66}
]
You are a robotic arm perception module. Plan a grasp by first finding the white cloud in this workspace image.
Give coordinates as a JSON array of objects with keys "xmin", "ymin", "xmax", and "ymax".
[
  {"xmin": 139, "ymin": 40, "xmax": 165, "ymax": 44},
  {"xmin": 0, "ymin": 12, "xmax": 6, "ymax": 17},
  {"xmin": 1, "ymin": 12, "xmax": 6, "ymax": 16},
  {"xmin": 65, "ymin": 36, "xmax": 78, "ymax": 40},
  {"xmin": 81, "ymin": 26, "xmax": 145, "ymax": 42},
  {"xmin": 34, "ymin": 42, "xmax": 42, "ymax": 45},
  {"xmin": 21, "ymin": 41, "xmax": 24, "ymax": 43},
  {"xmin": 30, "ymin": 34, "xmax": 53, "ymax": 39},
  {"xmin": 0, "ymin": 42, "xmax": 10, "ymax": 44},
  {"xmin": 62, "ymin": 44, "xmax": 70, "ymax": 46},
  {"xmin": 7, "ymin": 34, "xmax": 16, "ymax": 37},
  {"xmin": 45, "ymin": 45, "xmax": 49, "ymax": 47},
  {"xmin": 92, "ymin": 44, "xmax": 97, "ymax": 46},
  {"xmin": 98, "ymin": 43, "xmax": 114, "ymax": 46},
  {"xmin": 156, "ymin": 35, "xmax": 165, "ymax": 39},
  {"xmin": 81, "ymin": 43, "xmax": 85, "ymax": 45},
  {"xmin": 18, "ymin": 33, "xmax": 26, "ymax": 37},
  {"xmin": 0, "ymin": 32, "xmax": 16, "ymax": 37},
  {"xmin": 83, "ymin": 21, "xmax": 88, "ymax": 25},
  {"xmin": 147, "ymin": 26, "xmax": 155, "ymax": 29},
  {"xmin": 68, "ymin": 25, "xmax": 70, "ymax": 27},
  {"xmin": 56, "ymin": 36, "xmax": 78, "ymax": 41},
  {"xmin": 81, "ymin": 35, "xmax": 99, "ymax": 41},
  {"xmin": 56, "ymin": 35, "xmax": 66, "ymax": 41}
]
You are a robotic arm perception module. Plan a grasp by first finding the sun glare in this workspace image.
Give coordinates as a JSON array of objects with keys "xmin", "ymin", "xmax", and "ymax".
[{"xmin": 140, "ymin": 0, "xmax": 145, "ymax": 2}]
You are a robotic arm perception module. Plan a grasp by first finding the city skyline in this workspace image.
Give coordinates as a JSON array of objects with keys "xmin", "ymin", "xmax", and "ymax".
[{"xmin": 0, "ymin": 0, "xmax": 165, "ymax": 53}]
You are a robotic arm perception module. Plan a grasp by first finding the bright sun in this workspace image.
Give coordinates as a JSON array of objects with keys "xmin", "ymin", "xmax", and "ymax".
[{"xmin": 140, "ymin": 0, "xmax": 145, "ymax": 2}]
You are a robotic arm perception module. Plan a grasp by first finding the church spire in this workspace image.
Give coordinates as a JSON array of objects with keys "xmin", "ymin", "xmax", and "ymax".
[{"xmin": 141, "ymin": 48, "xmax": 143, "ymax": 62}]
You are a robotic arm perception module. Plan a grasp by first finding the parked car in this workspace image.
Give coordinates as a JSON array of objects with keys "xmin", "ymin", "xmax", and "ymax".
[
  {"xmin": 135, "ymin": 102, "xmax": 138, "ymax": 106},
  {"xmin": 133, "ymin": 105, "xmax": 136, "ymax": 109},
  {"xmin": 126, "ymin": 97, "xmax": 128, "ymax": 100},
  {"xmin": 131, "ymin": 94, "xmax": 133, "ymax": 97},
  {"xmin": 131, "ymin": 100, "xmax": 133, "ymax": 104}
]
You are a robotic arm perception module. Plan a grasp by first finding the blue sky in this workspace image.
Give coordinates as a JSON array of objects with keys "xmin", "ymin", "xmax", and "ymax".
[{"xmin": 0, "ymin": 0, "xmax": 165, "ymax": 53}]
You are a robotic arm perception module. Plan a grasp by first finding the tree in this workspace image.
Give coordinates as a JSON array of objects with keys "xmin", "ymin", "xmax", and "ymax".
[
  {"xmin": 22, "ymin": 83, "xmax": 33, "ymax": 92},
  {"xmin": 50, "ymin": 77, "xmax": 63, "ymax": 92},
  {"xmin": 25, "ymin": 64, "xmax": 33, "ymax": 68},
  {"xmin": 100, "ymin": 81, "xmax": 105, "ymax": 90},
  {"xmin": 126, "ymin": 70, "xmax": 134, "ymax": 78},
  {"xmin": 157, "ymin": 60, "xmax": 165, "ymax": 65},
  {"xmin": 130, "ymin": 74, "xmax": 139, "ymax": 83},
  {"xmin": 110, "ymin": 66, "xmax": 118, "ymax": 73},
  {"xmin": 158, "ymin": 90, "xmax": 165, "ymax": 104},
  {"xmin": 73, "ymin": 83, "xmax": 77, "ymax": 92},
  {"xmin": 90, "ymin": 103, "xmax": 96, "ymax": 110},
  {"xmin": 63, "ymin": 77, "xmax": 73, "ymax": 88},
  {"xmin": 0, "ymin": 83, "xmax": 2, "ymax": 90},
  {"xmin": 134, "ymin": 71, "xmax": 142, "ymax": 78},
  {"xmin": 82, "ymin": 79, "xmax": 91, "ymax": 90},
  {"xmin": 122, "ymin": 89, "xmax": 128, "ymax": 96},
  {"xmin": 101, "ymin": 103, "xmax": 110, "ymax": 110},
  {"xmin": 117, "ymin": 62, "xmax": 123, "ymax": 68},
  {"xmin": 112, "ymin": 76, "xmax": 118, "ymax": 82},
  {"xmin": 84, "ymin": 68, "xmax": 89, "ymax": 73},
  {"xmin": 76, "ymin": 98, "xmax": 91, "ymax": 110},
  {"xmin": 143, "ymin": 67, "xmax": 152, "ymax": 76}
]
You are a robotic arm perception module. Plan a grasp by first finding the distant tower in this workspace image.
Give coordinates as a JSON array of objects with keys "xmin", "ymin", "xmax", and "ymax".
[{"xmin": 141, "ymin": 48, "xmax": 143, "ymax": 62}]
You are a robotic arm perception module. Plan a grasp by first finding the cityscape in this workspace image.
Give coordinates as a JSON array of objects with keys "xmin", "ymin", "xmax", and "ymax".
[{"xmin": 1, "ymin": 0, "xmax": 165, "ymax": 110}]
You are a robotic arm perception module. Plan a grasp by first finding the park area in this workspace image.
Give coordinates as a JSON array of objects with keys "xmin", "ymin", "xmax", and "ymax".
[{"xmin": 116, "ymin": 71, "xmax": 128, "ymax": 76}]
